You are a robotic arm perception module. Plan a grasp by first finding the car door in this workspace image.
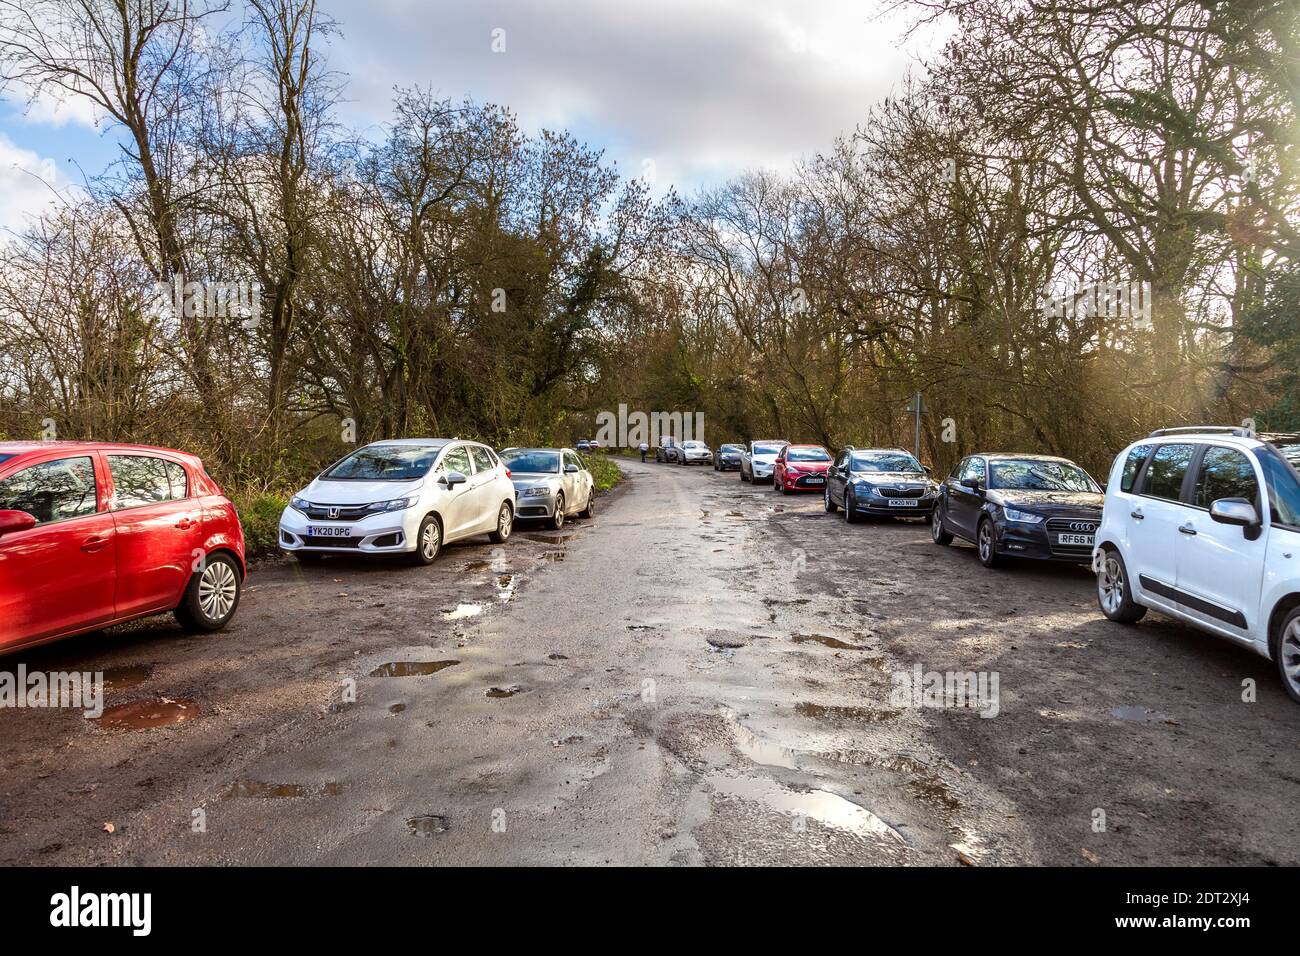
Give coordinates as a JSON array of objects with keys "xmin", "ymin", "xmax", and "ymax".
[
  {"xmin": 438, "ymin": 444, "xmax": 478, "ymax": 540},
  {"xmin": 1174, "ymin": 444, "xmax": 1266, "ymax": 635},
  {"xmin": 948, "ymin": 457, "xmax": 986, "ymax": 538},
  {"xmin": 107, "ymin": 454, "xmax": 204, "ymax": 619},
  {"xmin": 562, "ymin": 451, "xmax": 584, "ymax": 513},
  {"xmin": 828, "ymin": 451, "xmax": 849, "ymax": 505},
  {"xmin": 468, "ymin": 445, "xmax": 502, "ymax": 530},
  {"xmin": 1127, "ymin": 442, "xmax": 1195, "ymax": 604},
  {"xmin": 0, "ymin": 453, "xmax": 117, "ymax": 647}
]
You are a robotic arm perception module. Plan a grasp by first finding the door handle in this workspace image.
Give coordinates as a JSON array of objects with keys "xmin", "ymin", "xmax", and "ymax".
[
  {"xmin": 1179, "ymin": 523, "xmax": 1197, "ymax": 536},
  {"xmin": 81, "ymin": 536, "xmax": 108, "ymax": 552},
  {"xmin": 1130, "ymin": 510, "xmax": 1144, "ymax": 520}
]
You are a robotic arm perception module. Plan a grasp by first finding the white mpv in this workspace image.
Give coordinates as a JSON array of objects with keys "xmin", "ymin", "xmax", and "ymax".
[
  {"xmin": 1094, "ymin": 427, "xmax": 1300, "ymax": 703},
  {"xmin": 279, "ymin": 439, "xmax": 516, "ymax": 565}
]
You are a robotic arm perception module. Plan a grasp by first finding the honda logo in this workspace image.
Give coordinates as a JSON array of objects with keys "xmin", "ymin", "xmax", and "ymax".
[
  {"xmin": 1069, "ymin": 520, "xmax": 1097, "ymax": 532},
  {"xmin": 328, "ymin": 507, "xmax": 340, "ymax": 519}
]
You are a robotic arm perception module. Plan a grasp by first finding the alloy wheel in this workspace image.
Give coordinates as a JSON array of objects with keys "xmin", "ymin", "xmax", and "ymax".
[
  {"xmin": 421, "ymin": 522, "xmax": 439, "ymax": 561},
  {"xmin": 978, "ymin": 522, "xmax": 993, "ymax": 561},
  {"xmin": 1098, "ymin": 555, "xmax": 1125, "ymax": 615},
  {"xmin": 1281, "ymin": 618, "xmax": 1300, "ymax": 698},
  {"xmin": 498, "ymin": 504, "xmax": 512, "ymax": 539},
  {"xmin": 198, "ymin": 560, "xmax": 238, "ymax": 622}
]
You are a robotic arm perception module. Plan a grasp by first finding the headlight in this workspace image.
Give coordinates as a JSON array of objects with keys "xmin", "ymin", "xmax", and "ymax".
[
  {"xmin": 290, "ymin": 496, "xmax": 310, "ymax": 513},
  {"xmin": 521, "ymin": 486, "xmax": 551, "ymax": 497},
  {"xmin": 371, "ymin": 496, "xmax": 416, "ymax": 512},
  {"xmin": 1004, "ymin": 507, "xmax": 1044, "ymax": 524}
]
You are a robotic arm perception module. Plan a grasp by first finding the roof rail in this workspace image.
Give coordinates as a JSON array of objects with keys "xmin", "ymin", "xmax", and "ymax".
[{"xmin": 1148, "ymin": 426, "xmax": 1251, "ymax": 438}]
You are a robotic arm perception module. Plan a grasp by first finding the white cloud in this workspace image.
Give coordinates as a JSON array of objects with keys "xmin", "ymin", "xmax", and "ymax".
[
  {"xmin": 0, "ymin": 134, "xmax": 76, "ymax": 236},
  {"xmin": 322, "ymin": 0, "xmax": 949, "ymax": 191}
]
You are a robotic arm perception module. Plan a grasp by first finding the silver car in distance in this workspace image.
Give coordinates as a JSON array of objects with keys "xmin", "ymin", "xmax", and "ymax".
[{"xmin": 502, "ymin": 447, "xmax": 595, "ymax": 530}]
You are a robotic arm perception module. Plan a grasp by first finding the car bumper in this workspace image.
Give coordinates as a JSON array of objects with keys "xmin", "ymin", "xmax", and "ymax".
[
  {"xmin": 683, "ymin": 454, "xmax": 712, "ymax": 464},
  {"xmin": 278, "ymin": 507, "xmax": 416, "ymax": 554},
  {"xmin": 781, "ymin": 473, "xmax": 828, "ymax": 491},
  {"xmin": 717, "ymin": 457, "xmax": 740, "ymax": 469},
  {"xmin": 751, "ymin": 464, "xmax": 775, "ymax": 480},
  {"xmin": 514, "ymin": 490, "xmax": 559, "ymax": 518},
  {"xmin": 856, "ymin": 496, "xmax": 936, "ymax": 516},
  {"xmin": 992, "ymin": 520, "xmax": 1093, "ymax": 562}
]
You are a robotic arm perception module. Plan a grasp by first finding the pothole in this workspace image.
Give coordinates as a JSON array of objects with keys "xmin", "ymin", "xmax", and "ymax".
[
  {"xmin": 100, "ymin": 664, "xmax": 155, "ymax": 690},
  {"xmin": 795, "ymin": 702, "xmax": 900, "ymax": 723},
  {"xmin": 442, "ymin": 603, "xmax": 483, "ymax": 621},
  {"xmin": 791, "ymin": 633, "xmax": 867, "ymax": 650},
  {"xmin": 369, "ymin": 660, "xmax": 460, "ymax": 677},
  {"xmin": 225, "ymin": 780, "xmax": 307, "ymax": 799},
  {"xmin": 709, "ymin": 774, "xmax": 907, "ymax": 847},
  {"xmin": 486, "ymin": 684, "xmax": 523, "ymax": 699},
  {"xmin": 407, "ymin": 815, "xmax": 449, "ymax": 836},
  {"xmin": 93, "ymin": 697, "xmax": 198, "ymax": 731}
]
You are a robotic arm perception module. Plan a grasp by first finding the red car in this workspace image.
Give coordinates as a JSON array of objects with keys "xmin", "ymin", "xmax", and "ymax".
[
  {"xmin": 773, "ymin": 444, "xmax": 832, "ymax": 494},
  {"xmin": 0, "ymin": 442, "xmax": 246, "ymax": 653}
]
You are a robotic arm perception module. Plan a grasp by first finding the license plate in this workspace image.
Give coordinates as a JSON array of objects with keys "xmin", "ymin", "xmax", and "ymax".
[
  {"xmin": 888, "ymin": 499, "xmax": 916, "ymax": 507},
  {"xmin": 1059, "ymin": 533, "xmax": 1094, "ymax": 546},
  {"xmin": 805, "ymin": 477, "xmax": 825, "ymax": 485},
  {"xmin": 307, "ymin": 526, "xmax": 351, "ymax": 537}
]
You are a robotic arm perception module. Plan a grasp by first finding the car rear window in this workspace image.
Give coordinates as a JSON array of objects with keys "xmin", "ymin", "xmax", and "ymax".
[
  {"xmin": 1139, "ymin": 444, "xmax": 1194, "ymax": 501},
  {"xmin": 108, "ymin": 455, "xmax": 188, "ymax": 509}
]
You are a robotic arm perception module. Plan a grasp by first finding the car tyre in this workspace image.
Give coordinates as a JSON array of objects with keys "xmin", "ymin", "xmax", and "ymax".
[
  {"xmin": 175, "ymin": 551, "xmax": 242, "ymax": 631},
  {"xmin": 845, "ymin": 489, "xmax": 859, "ymax": 523},
  {"xmin": 579, "ymin": 489, "xmax": 595, "ymax": 519},
  {"xmin": 552, "ymin": 494, "xmax": 565, "ymax": 530},
  {"xmin": 410, "ymin": 514, "xmax": 442, "ymax": 565},
  {"xmin": 825, "ymin": 486, "xmax": 838, "ymax": 513},
  {"xmin": 489, "ymin": 502, "xmax": 513, "ymax": 543},
  {"xmin": 1096, "ymin": 546, "xmax": 1147, "ymax": 623},
  {"xmin": 931, "ymin": 508, "xmax": 953, "ymax": 545},
  {"xmin": 977, "ymin": 517, "xmax": 1002, "ymax": 569},
  {"xmin": 1272, "ymin": 607, "xmax": 1300, "ymax": 704}
]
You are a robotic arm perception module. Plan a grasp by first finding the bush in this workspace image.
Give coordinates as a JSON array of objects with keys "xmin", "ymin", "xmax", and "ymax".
[
  {"xmin": 232, "ymin": 491, "xmax": 289, "ymax": 560},
  {"xmin": 585, "ymin": 455, "xmax": 625, "ymax": 492}
]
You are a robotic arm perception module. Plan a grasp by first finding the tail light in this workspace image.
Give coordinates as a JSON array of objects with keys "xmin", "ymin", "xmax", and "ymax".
[{"xmin": 505, "ymin": 468, "xmax": 512, "ymax": 478}]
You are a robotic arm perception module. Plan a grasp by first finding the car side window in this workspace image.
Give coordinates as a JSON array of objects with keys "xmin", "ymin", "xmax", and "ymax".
[
  {"xmin": 564, "ymin": 452, "xmax": 581, "ymax": 471},
  {"xmin": 0, "ymin": 456, "xmax": 99, "ymax": 525},
  {"xmin": 1119, "ymin": 444, "xmax": 1153, "ymax": 493},
  {"xmin": 949, "ymin": 460, "xmax": 964, "ymax": 481},
  {"xmin": 469, "ymin": 446, "xmax": 494, "ymax": 473},
  {"xmin": 960, "ymin": 458, "xmax": 984, "ymax": 484},
  {"xmin": 1256, "ymin": 449, "xmax": 1300, "ymax": 529},
  {"xmin": 108, "ymin": 455, "xmax": 186, "ymax": 510},
  {"xmin": 1193, "ymin": 447, "xmax": 1259, "ymax": 510},
  {"xmin": 443, "ymin": 446, "xmax": 472, "ymax": 475},
  {"xmin": 1138, "ymin": 444, "xmax": 1194, "ymax": 502}
]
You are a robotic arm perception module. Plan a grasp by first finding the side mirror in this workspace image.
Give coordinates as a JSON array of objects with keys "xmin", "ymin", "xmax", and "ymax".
[
  {"xmin": 923, "ymin": 465, "xmax": 933, "ymax": 475},
  {"xmin": 1209, "ymin": 498, "xmax": 1258, "ymax": 529},
  {"xmin": 960, "ymin": 477, "xmax": 982, "ymax": 492},
  {"xmin": 443, "ymin": 470, "xmax": 469, "ymax": 487},
  {"xmin": 564, "ymin": 463, "xmax": 579, "ymax": 473},
  {"xmin": 0, "ymin": 509, "xmax": 37, "ymax": 537}
]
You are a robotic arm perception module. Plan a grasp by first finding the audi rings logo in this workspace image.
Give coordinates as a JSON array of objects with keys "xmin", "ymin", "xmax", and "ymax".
[{"xmin": 1069, "ymin": 521, "xmax": 1097, "ymax": 532}]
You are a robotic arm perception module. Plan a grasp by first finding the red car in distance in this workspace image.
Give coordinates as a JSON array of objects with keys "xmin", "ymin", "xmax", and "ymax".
[
  {"xmin": 773, "ymin": 444, "xmax": 832, "ymax": 494},
  {"xmin": 0, "ymin": 442, "xmax": 246, "ymax": 654}
]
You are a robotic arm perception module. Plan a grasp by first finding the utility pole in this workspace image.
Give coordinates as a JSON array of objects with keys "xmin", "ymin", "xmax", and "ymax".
[{"xmin": 906, "ymin": 391, "xmax": 923, "ymax": 460}]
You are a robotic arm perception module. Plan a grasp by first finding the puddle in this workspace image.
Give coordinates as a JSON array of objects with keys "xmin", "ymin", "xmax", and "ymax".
[
  {"xmin": 791, "ymin": 633, "xmax": 866, "ymax": 651},
  {"xmin": 407, "ymin": 815, "xmax": 449, "ymax": 836},
  {"xmin": 486, "ymin": 684, "xmax": 523, "ymax": 699},
  {"xmin": 710, "ymin": 774, "xmax": 907, "ymax": 846},
  {"xmin": 540, "ymin": 550, "xmax": 566, "ymax": 563},
  {"xmin": 722, "ymin": 710, "xmax": 799, "ymax": 770},
  {"xmin": 443, "ymin": 603, "xmax": 483, "ymax": 621},
  {"xmin": 796, "ymin": 702, "xmax": 900, "ymax": 723},
  {"xmin": 548, "ymin": 653, "xmax": 569, "ymax": 660},
  {"xmin": 527, "ymin": 533, "xmax": 577, "ymax": 544},
  {"xmin": 225, "ymin": 780, "xmax": 307, "ymax": 799},
  {"xmin": 1110, "ymin": 706, "xmax": 1171, "ymax": 723},
  {"xmin": 707, "ymin": 636, "xmax": 747, "ymax": 650},
  {"xmin": 369, "ymin": 660, "xmax": 460, "ymax": 677},
  {"xmin": 388, "ymin": 703, "xmax": 406, "ymax": 714},
  {"xmin": 101, "ymin": 664, "xmax": 155, "ymax": 690},
  {"xmin": 93, "ymin": 697, "xmax": 198, "ymax": 731},
  {"xmin": 495, "ymin": 574, "xmax": 516, "ymax": 601},
  {"xmin": 463, "ymin": 560, "xmax": 492, "ymax": 572}
]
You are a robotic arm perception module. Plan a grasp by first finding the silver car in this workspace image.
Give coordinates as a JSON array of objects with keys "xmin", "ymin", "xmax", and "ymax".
[
  {"xmin": 740, "ymin": 440, "xmax": 788, "ymax": 483},
  {"xmin": 678, "ymin": 440, "xmax": 713, "ymax": 465},
  {"xmin": 502, "ymin": 447, "xmax": 595, "ymax": 529}
]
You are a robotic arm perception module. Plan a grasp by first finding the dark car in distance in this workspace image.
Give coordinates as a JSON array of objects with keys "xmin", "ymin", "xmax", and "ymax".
[
  {"xmin": 824, "ymin": 447, "xmax": 938, "ymax": 523},
  {"xmin": 714, "ymin": 444, "xmax": 744, "ymax": 471},
  {"xmin": 931, "ymin": 453, "xmax": 1104, "ymax": 568}
]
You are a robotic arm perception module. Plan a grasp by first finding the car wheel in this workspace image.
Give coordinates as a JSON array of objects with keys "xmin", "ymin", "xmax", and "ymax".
[
  {"xmin": 977, "ymin": 517, "xmax": 1002, "ymax": 569},
  {"xmin": 489, "ymin": 502, "xmax": 513, "ymax": 543},
  {"xmin": 410, "ymin": 514, "xmax": 442, "ymax": 565},
  {"xmin": 1096, "ymin": 546, "xmax": 1146, "ymax": 623},
  {"xmin": 175, "ymin": 552, "xmax": 241, "ymax": 631},
  {"xmin": 931, "ymin": 508, "xmax": 953, "ymax": 545},
  {"xmin": 552, "ymin": 494, "xmax": 565, "ymax": 530},
  {"xmin": 579, "ymin": 489, "xmax": 594, "ymax": 519},
  {"xmin": 741, "ymin": 468, "xmax": 749, "ymax": 482},
  {"xmin": 845, "ymin": 489, "xmax": 859, "ymax": 523},
  {"xmin": 1273, "ymin": 608, "xmax": 1300, "ymax": 704},
  {"xmin": 825, "ymin": 486, "xmax": 838, "ymax": 513}
]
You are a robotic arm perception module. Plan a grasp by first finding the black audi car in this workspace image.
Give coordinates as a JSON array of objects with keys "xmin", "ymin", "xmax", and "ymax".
[
  {"xmin": 931, "ymin": 453, "xmax": 1104, "ymax": 568},
  {"xmin": 714, "ymin": 443, "xmax": 744, "ymax": 471},
  {"xmin": 824, "ymin": 447, "xmax": 938, "ymax": 522}
]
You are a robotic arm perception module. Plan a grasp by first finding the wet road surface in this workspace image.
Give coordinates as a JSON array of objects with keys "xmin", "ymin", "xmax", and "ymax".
[{"xmin": 2, "ymin": 459, "xmax": 1297, "ymax": 865}]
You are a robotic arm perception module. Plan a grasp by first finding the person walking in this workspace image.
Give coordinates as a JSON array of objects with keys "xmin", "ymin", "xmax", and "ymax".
[{"xmin": 638, "ymin": 441, "xmax": 649, "ymax": 462}]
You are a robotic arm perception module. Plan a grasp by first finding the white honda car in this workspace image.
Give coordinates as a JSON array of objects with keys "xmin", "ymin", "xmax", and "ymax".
[
  {"xmin": 1093, "ymin": 426, "xmax": 1300, "ymax": 703},
  {"xmin": 279, "ymin": 439, "xmax": 516, "ymax": 565}
]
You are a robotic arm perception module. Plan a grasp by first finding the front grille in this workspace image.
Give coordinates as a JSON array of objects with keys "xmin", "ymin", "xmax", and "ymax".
[
  {"xmin": 302, "ymin": 503, "xmax": 374, "ymax": 522},
  {"xmin": 878, "ymin": 487, "xmax": 924, "ymax": 498},
  {"xmin": 1045, "ymin": 517, "xmax": 1100, "ymax": 556},
  {"xmin": 519, "ymin": 506, "xmax": 550, "ymax": 517},
  {"xmin": 301, "ymin": 534, "xmax": 364, "ymax": 548}
]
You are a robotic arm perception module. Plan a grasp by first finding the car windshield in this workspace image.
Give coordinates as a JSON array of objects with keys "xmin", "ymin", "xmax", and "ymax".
[
  {"xmin": 989, "ymin": 459, "xmax": 1098, "ymax": 492},
  {"xmin": 503, "ymin": 450, "xmax": 560, "ymax": 473},
  {"xmin": 787, "ymin": 447, "xmax": 830, "ymax": 462},
  {"xmin": 1269, "ymin": 441, "xmax": 1300, "ymax": 471},
  {"xmin": 684, "ymin": 441, "xmax": 705, "ymax": 449},
  {"xmin": 753, "ymin": 443, "xmax": 784, "ymax": 457},
  {"xmin": 720, "ymin": 444, "xmax": 742, "ymax": 453},
  {"xmin": 321, "ymin": 445, "xmax": 440, "ymax": 481},
  {"xmin": 851, "ymin": 452, "xmax": 922, "ymax": 472}
]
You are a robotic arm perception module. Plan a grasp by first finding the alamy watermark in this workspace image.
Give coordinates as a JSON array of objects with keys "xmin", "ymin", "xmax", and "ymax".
[
  {"xmin": 153, "ymin": 274, "xmax": 261, "ymax": 328},
  {"xmin": 889, "ymin": 663, "xmax": 1000, "ymax": 718},
  {"xmin": 1, "ymin": 664, "xmax": 103, "ymax": 718},
  {"xmin": 1039, "ymin": 280, "xmax": 1151, "ymax": 331},
  {"xmin": 595, "ymin": 404, "xmax": 705, "ymax": 447}
]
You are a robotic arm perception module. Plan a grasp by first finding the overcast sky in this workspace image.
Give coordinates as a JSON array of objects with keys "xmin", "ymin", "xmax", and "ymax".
[{"xmin": 0, "ymin": 0, "xmax": 947, "ymax": 234}]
